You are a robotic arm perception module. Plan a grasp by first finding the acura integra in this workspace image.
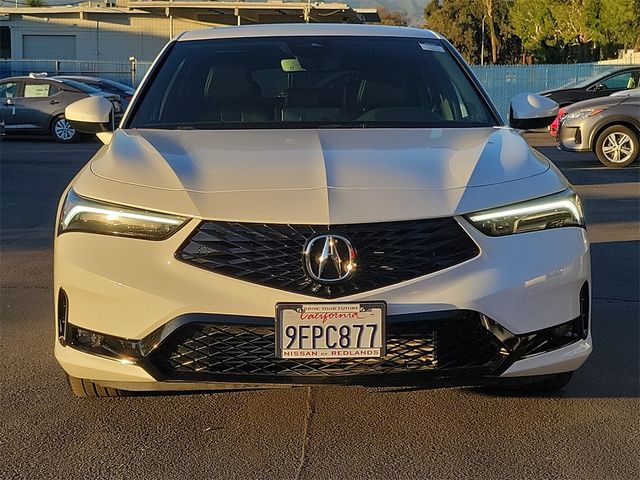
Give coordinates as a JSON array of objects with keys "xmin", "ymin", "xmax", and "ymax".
[{"xmin": 55, "ymin": 24, "xmax": 591, "ymax": 396}]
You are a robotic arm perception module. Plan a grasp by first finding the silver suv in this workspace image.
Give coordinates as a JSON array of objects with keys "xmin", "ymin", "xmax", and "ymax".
[{"xmin": 558, "ymin": 89, "xmax": 640, "ymax": 168}]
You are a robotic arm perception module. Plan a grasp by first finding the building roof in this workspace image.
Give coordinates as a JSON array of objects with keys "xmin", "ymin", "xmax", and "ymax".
[
  {"xmin": 128, "ymin": 1, "xmax": 378, "ymax": 22},
  {"xmin": 0, "ymin": 1, "xmax": 381, "ymax": 23},
  {"xmin": 0, "ymin": 6, "xmax": 141, "ymax": 14},
  {"xmin": 179, "ymin": 23, "xmax": 440, "ymax": 41}
]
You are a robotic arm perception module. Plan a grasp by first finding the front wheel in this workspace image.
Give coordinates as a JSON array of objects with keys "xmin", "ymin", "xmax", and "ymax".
[
  {"xmin": 67, "ymin": 375, "xmax": 125, "ymax": 397},
  {"xmin": 51, "ymin": 116, "xmax": 78, "ymax": 143},
  {"xmin": 595, "ymin": 125, "xmax": 639, "ymax": 168}
]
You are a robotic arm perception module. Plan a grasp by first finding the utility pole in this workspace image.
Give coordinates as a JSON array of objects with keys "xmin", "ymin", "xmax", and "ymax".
[{"xmin": 480, "ymin": 15, "xmax": 485, "ymax": 66}]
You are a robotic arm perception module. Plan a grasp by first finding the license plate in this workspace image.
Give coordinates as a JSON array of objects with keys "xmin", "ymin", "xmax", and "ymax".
[{"xmin": 275, "ymin": 302, "xmax": 386, "ymax": 359}]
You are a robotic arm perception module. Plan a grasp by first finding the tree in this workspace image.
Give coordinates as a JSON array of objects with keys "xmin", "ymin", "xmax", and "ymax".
[
  {"xmin": 636, "ymin": 0, "xmax": 640, "ymax": 48},
  {"xmin": 424, "ymin": 0, "xmax": 521, "ymax": 64},
  {"xmin": 26, "ymin": 0, "xmax": 47, "ymax": 6},
  {"xmin": 378, "ymin": 7, "xmax": 409, "ymax": 27},
  {"xmin": 424, "ymin": 0, "xmax": 483, "ymax": 63},
  {"xmin": 480, "ymin": 0, "xmax": 500, "ymax": 64},
  {"xmin": 510, "ymin": 0, "xmax": 563, "ymax": 61},
  {"xmin": 586, "ymin": 0, "xmax": 639, "ymax": 50},
  {"xmin": 424, "ymin": 0, "xmax": 638, "ymax": 64},
  {"xmin": 509, "ymin": 0, "xmax": 591, "ymax": 62},
  {"xmin": 510, "ymin": 0, "xmax": 640, "ymax": 62}
]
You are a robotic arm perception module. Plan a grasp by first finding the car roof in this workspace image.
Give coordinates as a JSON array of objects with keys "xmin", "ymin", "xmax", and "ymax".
[
  {"xmin": 179, "ymin": 23, "xmax": 441, "ymax": 42},
  {"xmin": 1, "ymin": 76, "xmax": 63, "ymax": 83},
  {"xmin": 55, "ymin": 75, "xmax": 102, "ymax": 82}
]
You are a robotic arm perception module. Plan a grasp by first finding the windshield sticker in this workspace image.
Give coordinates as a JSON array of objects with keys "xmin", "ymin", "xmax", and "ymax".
[{"xmin": 419, "ymin": 42, "xmax": 445, "ymax": 53}]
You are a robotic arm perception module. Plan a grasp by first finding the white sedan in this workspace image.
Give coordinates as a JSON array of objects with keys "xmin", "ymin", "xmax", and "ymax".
[{"xmin": 54, "ymin": 24, "xmax": 590, "ymax": 396}]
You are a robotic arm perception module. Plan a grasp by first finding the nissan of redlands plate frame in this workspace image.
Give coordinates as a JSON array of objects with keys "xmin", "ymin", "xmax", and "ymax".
[{"xmin": 275, "ymin": 302, "xmax": 386, "ymax": 359}]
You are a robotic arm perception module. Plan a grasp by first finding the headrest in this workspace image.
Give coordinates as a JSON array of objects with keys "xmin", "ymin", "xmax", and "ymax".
[
  {"xmin": 205, "ymin": 66, "xmax": 261, "ymax": 104},
  {"xmin": 359, "ymin": 80, "xmax": 408, "ymax": 109},
  {"xmin": 285, "ymin": 87, "xmax": 343, "ymax": 108}
]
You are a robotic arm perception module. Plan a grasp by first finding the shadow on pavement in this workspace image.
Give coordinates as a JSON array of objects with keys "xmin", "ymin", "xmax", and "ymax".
[{"xmin": 536, "ymin": 146, "xmax": 640, "ymax": 186}]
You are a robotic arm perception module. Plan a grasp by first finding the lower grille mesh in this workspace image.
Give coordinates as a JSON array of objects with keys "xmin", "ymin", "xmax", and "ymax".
[{"xmin": 149, "ymin": 314, "xmax": 507, "ymax": 380}]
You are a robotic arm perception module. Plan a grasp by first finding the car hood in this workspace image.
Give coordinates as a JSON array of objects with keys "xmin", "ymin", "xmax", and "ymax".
[
  {"xmin": 563, "ymin": 95, "xmax": 627, "ymax": 113},
  {"xmin": 81, "ymin": 127, "xmax": 564, "ymax": 223},
  {"xmin": 539, "ymin": 87, "xmax": 576, "ymax": 96}
]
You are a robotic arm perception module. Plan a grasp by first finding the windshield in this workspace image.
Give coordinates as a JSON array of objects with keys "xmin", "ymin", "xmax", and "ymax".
[
  {"xmin": 61, "ymin": 79, "xmax": 102, "ymax": 94},
  {"xmin": 128, "ymin": 36, "xmax": 496, "ymax": 130},
  {"xmin": 100, "ymin": 78, "xmax": 135, "ymax": 93}
]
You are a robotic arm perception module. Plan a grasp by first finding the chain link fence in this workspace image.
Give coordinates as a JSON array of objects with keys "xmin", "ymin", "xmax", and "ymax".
[
  {"xmin": 470, "ymin": 63, "xmax": 638, "ymax": 119},
  {"xmin": 0, "ymin": 59, "xmax": 153, "ymax": 86},
  {"xmin": 1, "ymin": 59, "xmax": 637, "ymax": 119}
]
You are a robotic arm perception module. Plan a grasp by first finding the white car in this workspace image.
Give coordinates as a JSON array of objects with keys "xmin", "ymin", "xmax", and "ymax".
[{"xmin": 56, "ymin": 24, "xmax": 591, "ymax": 397}]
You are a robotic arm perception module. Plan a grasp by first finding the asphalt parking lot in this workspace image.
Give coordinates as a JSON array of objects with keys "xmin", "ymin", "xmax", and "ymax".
[{"xmin": 1, "ymin": 133, "xmax": 638, "ymax": 479}]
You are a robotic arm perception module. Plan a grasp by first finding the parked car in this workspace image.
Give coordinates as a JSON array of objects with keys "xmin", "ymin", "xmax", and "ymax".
[
  {"xmin": 541, "ymin": 66, "xmax": 640, "ymax": 107},
  {"xmin": 0, "ymin": 75, "xmax": 121, "ymax": 142},
  {"xmin": 548, "ymin": 86, "xmax": 640, "ymax": 137},
  {"xmin": 53, "ymin": 75, "xmax": 135, "ymax": 111},
  {"xmin": 610, "ymin": 86, "xmax": 640, "ymax": 97},
  {"xmin": 548, "ymin": 106, "xmax": 566, "ymax": 137},
  {"xmin": 56, "ymin": 24, "xmax": 590, "ymax": 397},
  {"xmin": 557, "ymin": 89, "xmax": 640, "ymax": 167}
]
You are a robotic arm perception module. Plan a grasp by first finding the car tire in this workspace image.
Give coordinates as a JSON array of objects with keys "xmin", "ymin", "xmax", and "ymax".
[
  {"xmin": 595, "ymin": 125, "xmax": 639, "ymax": 168},
  {"xmin": 67, "ymin": 375, "xmax": 125, "ymax": 397},
  {"xmin": 51, "ymin": 116, "xmax": 78, "ymax": 143}
]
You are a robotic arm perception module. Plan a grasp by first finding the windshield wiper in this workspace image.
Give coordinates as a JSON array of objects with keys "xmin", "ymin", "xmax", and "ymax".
[{"xmin": 317, "ymin": 123, "xmax": 367, "ymax": 129}]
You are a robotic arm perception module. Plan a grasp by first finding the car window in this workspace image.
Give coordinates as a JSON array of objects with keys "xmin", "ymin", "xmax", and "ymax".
[
  {"xmin": 24, "ymin": 83, "xmax": 52, "ymax": 97},
  {"xmin": 60, "ymin": 79, "xmax": 102, "ymax": 94},
  {"xmin": 129, "ymin": 36, "xmax": 495, "ymax": 130},
  {"xmin": 601, "ymin": 70, "xmax": 639, "ymax": 90},
  {"xmin": 86, "ymin": 81, "xmax": 120, "ymax": 94},
  {"xmin": 100, "ymin": 79, "xmax": 135, "ymax": 93},
  {"xmin": 0, "ymin": 82, "xmax": 18, "ymax": 98}
]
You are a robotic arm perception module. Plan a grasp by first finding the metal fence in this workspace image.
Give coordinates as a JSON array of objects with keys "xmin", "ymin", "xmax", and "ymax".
[
  {"xmin": 470, "ymin": 63, "xmax": 639, "ymax": 119},
  {"xmin": 0, "ymin": 59, "xmax": 153, "ymax": 87},
  {"xmin": 0, "ymin": 59, "xmax": 637, "ymax": 119}
]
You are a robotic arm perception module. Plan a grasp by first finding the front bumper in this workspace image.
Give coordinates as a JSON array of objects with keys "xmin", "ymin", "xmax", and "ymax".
[
  {"xmin": 56, "ymin": 309, "xmax": 591, "ymax": 389},
  {"xmin": 54, "ymin": 218, "xmax": 591, "ymax": 389},
  {"xmin": 55, "ymin": 338, "xmax": 592, "ymax": 391},
  {"xmin": 557, "ymin": 119, "xmax": 593, "ymax": 152}
]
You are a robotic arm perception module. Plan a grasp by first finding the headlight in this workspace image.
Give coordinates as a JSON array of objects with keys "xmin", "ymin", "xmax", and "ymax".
[
  {"xmin": 466, "ymin": 189, "xmax": 585, "ymax": 236},
  {"xmin": 564, "ymin": 108, "xmax": 605, "ymax": 120},
  {"xmin": 58, "ymin": 189, "xmax": 188, "ymax": 240}
]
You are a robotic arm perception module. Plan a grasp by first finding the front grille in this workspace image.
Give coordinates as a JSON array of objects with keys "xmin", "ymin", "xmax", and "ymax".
[
  {"xmin": 177, "ymin": 219, "xmax": 479, "ymax": 299},
  {"xmin": 148, "ymin": 313, "xmax": 507, "ymax": 382}
]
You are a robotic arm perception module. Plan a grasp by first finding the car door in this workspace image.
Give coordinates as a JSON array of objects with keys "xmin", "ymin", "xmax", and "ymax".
[
  {"xmin": 12, "ymin": 80, "xmax": 64, "ymax": 132},
  {"xmin": 0, "ymin": 80, "xmax": 21, "ymax": 131}
]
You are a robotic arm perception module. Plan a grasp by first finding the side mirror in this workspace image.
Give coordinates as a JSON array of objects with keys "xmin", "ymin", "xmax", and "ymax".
[
  {"xmin": 594, "ymin": 83, "xmax": 606, "ymax": 91},
  {"xmin": 509, "ymin": 93, "xmax": 559, "ymax": 130},
  {"xmin": 65, "ymin": 96, "xmax": 114, "ymax": 135}
]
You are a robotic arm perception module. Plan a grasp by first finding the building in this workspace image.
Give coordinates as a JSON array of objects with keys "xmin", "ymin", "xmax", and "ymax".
[{"xmin": 0, "ymin": 1, "xmax": 379, "ymax": 62}]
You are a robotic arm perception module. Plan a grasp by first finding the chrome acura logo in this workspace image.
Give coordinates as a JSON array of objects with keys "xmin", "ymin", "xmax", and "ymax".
[{"xmin": 303, "ymin": 235, "xmax": 357, "ymax": 283}]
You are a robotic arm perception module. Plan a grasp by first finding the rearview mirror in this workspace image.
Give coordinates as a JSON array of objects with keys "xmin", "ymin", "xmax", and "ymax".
[
  {"xmin": 509, "ymin": 93, "xmax": 559, "ymax": 130},
  {"xmin": 65, "ymin": 96, "xmax": 114, "ymax": 135}
]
